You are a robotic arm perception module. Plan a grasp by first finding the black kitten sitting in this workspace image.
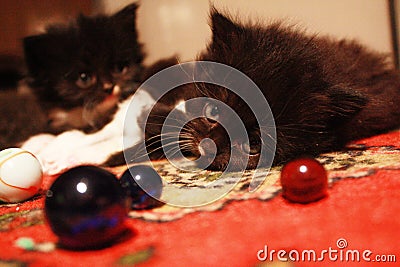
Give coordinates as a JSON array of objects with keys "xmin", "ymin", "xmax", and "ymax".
[
  {"xmin": 23, "ymin": 3, "xmax": 143, "ymax": 134},
  {"xmin": 115, "ymin": 8, "xmax": 400, "ymax": 171}
]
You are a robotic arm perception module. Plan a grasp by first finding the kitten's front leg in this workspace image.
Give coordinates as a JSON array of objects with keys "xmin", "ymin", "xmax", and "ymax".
[
  {"xmin": 104, "ymin": 103, "xmax": 170, "ymax": 167},
  {"xmin": 21, "ymin": 134, "xmax": 56, "ymax": 156},
  {"xmin": 22, "ymin": 130, "xmax": 119, "ymax": 174},
  {"xmin": 47, "ymin": 107, "xmax": 85, "ymax": 131},
  {"xmin": 105, "ymin": 100, "xmax": 187, "ymax": 166}
]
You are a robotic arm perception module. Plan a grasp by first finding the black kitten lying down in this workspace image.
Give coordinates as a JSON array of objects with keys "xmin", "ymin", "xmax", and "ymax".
[{"xmin": 111, "ymin": 8, "xmax": 400, "ymax": 171}]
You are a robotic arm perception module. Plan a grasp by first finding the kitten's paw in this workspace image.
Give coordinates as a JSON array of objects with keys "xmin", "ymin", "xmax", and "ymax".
[
  {"xmin": 30, "ymin": 130, "xmax": 122, "ymax": 175},
  {"xmin": 24, "ymin": 131, "xmax": 89, "ymax": 175},
  {"xmin": 21, "ymin": 134, "xmax": 56, "ymax": 155}
]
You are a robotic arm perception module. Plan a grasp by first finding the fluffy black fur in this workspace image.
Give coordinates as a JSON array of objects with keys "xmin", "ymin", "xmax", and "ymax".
[
  {"xmin": 0, "ymin": 3, "xmax": 146, "ymax": 149},
  {"xmin": 23, "ymin": 3, "xmax": 144, "ymax": 133},
  {"xmin": 114, "ymin": 8, "xmax": 400, "ymax": 170}
]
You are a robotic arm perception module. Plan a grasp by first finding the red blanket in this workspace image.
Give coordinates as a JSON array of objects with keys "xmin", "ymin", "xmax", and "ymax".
[{"xmin": 0, "ymin": 131, "xmax": 399, "ymax": 267}]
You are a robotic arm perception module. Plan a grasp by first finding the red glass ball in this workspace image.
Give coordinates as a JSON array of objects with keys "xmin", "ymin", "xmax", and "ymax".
[{"xmin": 280, "ymin": 158, "xmax": 328, "ymax": 203}]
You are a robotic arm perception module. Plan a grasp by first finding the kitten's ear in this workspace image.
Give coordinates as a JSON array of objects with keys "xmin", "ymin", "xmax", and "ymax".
[
  {"xmin": 114, "ymin": 2, "xmax": 139, "ymax": 16},
  {"xmin": 112, "ymin": 2, "xmax": 139, "ymax": 30},
  {"xmin": 209, "ymin": 7, "xmax": 242, "ymax": 46},
  {"xmin": 23, "ymin": 31, "xmax": 76, "ymax": 79}
]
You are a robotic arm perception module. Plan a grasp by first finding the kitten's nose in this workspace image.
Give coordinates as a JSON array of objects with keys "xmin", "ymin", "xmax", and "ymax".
[
  {"xmin": 198, "ymin": 138, "xmax": 217, "ymax": 157},
  {"xmin": 103, "ymin": 82, "xmax": 113, "ymax": 92},
  {"xmin": 196, "ymin": 138, "xmax": 218, "ymax": 169},
  {"xmin": 103, "ymin": 83, "xmax": 120, "ymax": 96}
]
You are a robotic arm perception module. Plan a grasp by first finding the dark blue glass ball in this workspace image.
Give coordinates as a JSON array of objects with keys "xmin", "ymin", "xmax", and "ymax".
[
  {"xmin": 44, "ymin": 165, "xmax": 129, "ymax": 250},
  {"xmin": 120, "ymin": 165, "xmax": 163, "ymax": 210}
]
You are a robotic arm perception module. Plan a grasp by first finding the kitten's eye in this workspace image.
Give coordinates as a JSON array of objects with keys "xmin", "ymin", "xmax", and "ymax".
[
  {"xmin": 241, "ymin": 140, "xmax": 261, "ymax": 155},
  {"xmin": 241, "ymin": 132, "xmax": 262, "ymax": 155},
  {"xmin": 76, "ymin": 72, "xmax": 96, "ymax": 89},
  {"xmin": 114, "ymin": 61, "xmax": 129, "ymax": 75},
  {"xmin": 203, "ymin": 102, "xmax": 220, "ymax": 122}
]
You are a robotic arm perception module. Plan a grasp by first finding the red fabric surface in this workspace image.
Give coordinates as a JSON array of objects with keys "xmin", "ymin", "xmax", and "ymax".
[
  {"xmin": 0, "ymin": 132, "xmax": 399, "ymax": 267},
  {"xmin": 356, "ymin": 131, "xmax": 400, "ymax": 147}
]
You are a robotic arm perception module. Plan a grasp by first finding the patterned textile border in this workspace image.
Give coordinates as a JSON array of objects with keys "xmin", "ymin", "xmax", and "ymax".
[
  {"xmin": 3, "ymin": 143, "xmax": 399, "ymax": 231},
  {"xmin": 120, "ymin": 132, "xmax": 400, "ymax": 222},
  {"xmin": 0, "ymin": 131, "xmax": 399, "ymax": 227}
]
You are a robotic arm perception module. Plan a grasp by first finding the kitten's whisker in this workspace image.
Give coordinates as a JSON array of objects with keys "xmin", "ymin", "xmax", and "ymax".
[
  {"xmin": 144, "ymin": 139, "xmax": 191, "ymax": 157},
  {"xmin": 273, "ymin": 87, "xmax": 303, "ymax": 121},
  {"xmin": 161, "ymin": 139, "xmax": 192, "ymax": 148},
  {"xmin": 126, "ymin": 146, "xmax": 151, "ymax": 163},
  {"xmin": 198, "ymin": 62, "xmax": 221, "ymax": 90},
  {"xmin": 279, "ymin": 123, "xmax": 324, "ymax": 128},
  {"xmin": 222, "ymin": 68, "xmax": 234, "ymax": 85},
  {"xmin": 144, "ymin": 130, "xmax": 194, "ymax": 145},
  {"xmin": 144, "ymin": 134, "xmax": 182, "ymax": 147},
  {"xmin": 176, "ymin": 58, "xmax": 196, "ymax": 83},
  {"xmin": 177, "ymin": 142, "xmax": 193, "ymax": 150},
  {"xmin": 259, "ymin": 128, "xmax": 277, "ymax": 142},
  {"xmin": 139, "ymin": 123, "xmax": 183, "ymax": 132},
  {"xmin": 144, "ymin": 138, "xmax": 170, "ymax": 149},
  {"xmin": 193, "ymin": 82, "xmax": 208, "ymax": 97},
  {"xmin": 178, "ymin": 134, "xmax": 194, "ymax": 141},
  {"xmin": 140, "ymin": 123, "xmax": 190, "ymax": 133},
  {"xmin": 199, "ymin": 82, "xmax": 220, "ymax": 100},
  {"xmin": 145, "ymin": 132, "xmax": 192, "ymax": 148},
  {"xmin": 278, "ymin": 124, "xmax": 328, "ymax": 133},
  {"xmin": 261, "ymin": 132, "xmax": 277, "ymax": 143},
  {"xmin": 82, "ymin": 101, "xmax": 96, "ymax": 129},
  {"xmin": 146, "ymin": 113, "xmax": 188, "ymax": 125},
  {"xmin": 163, "ymin": 146, "xmax": 187, "ymax": 158},
  {"xmin": 163, "ymin": 142, "xmax": 195, "ymax": 159},
  {"xmin": 261, "ymin": 141, "xmax": 277, "ymax": 153}
]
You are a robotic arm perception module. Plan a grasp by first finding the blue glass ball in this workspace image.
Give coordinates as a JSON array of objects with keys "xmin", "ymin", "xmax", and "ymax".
[
  {"xmin": 44, "ymin": 165, "xmax": 129, "ymax": 250},
  {"xmin": 120, "ymin": 165, "xmax": 163, "ymax": 210}
]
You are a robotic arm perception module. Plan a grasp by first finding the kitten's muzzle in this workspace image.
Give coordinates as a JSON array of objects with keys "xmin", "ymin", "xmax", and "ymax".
[
  {"xmin": 103, "ymin": 84, "xmax": 120, "ymax": 96},
  {"xmin": 196, "ymin": 138, "xmax": 218, "ymax": 170},
  {"xmin": 198, "ymin": 138, "xmax": 217, "ymax": 157}
]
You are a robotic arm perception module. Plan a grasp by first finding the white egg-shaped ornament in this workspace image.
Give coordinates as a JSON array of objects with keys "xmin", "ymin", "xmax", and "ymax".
[{"xmin": 0, "ymin": 148, "xmax": 43, "ymax": 203}]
